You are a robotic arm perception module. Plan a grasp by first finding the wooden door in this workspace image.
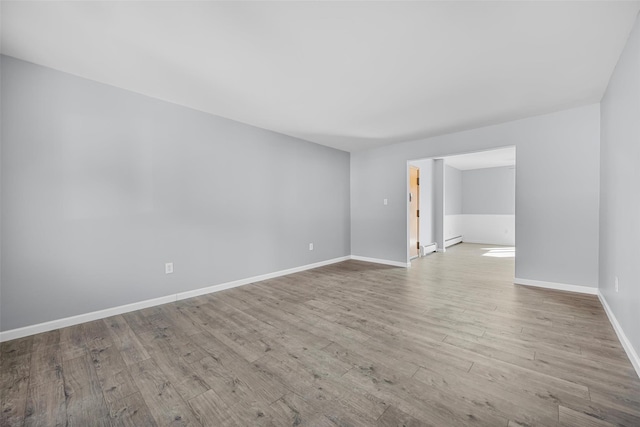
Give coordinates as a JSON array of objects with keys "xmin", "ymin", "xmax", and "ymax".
[{"xmin": 409, "ymin": 166, "xmax": 420, "ymax": 258}]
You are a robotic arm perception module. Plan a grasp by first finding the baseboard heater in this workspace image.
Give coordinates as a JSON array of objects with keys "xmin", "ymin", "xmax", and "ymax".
[
  {"xmin": 420, "ymin": 242, "xmax": 437, "ymax": 256},
  {"xmin": 445, "ymin": 235, "xmax": 463, "ymax": 248}
]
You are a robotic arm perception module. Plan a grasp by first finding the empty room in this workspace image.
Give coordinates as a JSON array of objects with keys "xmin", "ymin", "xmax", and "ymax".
[{"xmin": 1, "ymin": 1, "xmax": 639, "ymax": 426}]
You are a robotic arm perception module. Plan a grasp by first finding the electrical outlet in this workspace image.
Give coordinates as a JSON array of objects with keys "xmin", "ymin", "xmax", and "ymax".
[
  {"xmin": 165, "ymin": 262, "xmax": 174, "ymax": 274},
  {"xmin": 615, "ymin": 276, "xmax": 619, "ymax": 292},
  {"xmin": 309, "ymin": 243, "xmax": 314, "ymax": 251}
]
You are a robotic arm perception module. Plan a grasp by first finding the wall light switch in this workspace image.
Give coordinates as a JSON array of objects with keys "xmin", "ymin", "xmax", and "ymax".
[
  {"xmin": 309, "ymin": 243, "xmax": 314, "ymax": 251},
  {"xmin": 383, "ymin": 199, "xmax": 388, "ymax": 205},
  {"xmin": 165, "ymin": 262, "xmax": 174, "ymax": 274},
  {"xmin": 615, "ymin": 276, "xmax": 619, "ymax": 292}
]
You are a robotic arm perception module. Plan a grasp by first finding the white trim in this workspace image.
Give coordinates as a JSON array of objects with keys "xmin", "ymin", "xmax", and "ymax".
[
  {"xmin": 0, "ymin": 294, "xmax": 176, "ymax": 342},
  {"xmin": 420, "ymin": 243, "xmax": 437, "ymax": 256},
  {"xmin": 0, "ymin": 256, "xmax": 350, "ymax": 342},
  {"xmin": 597, "ymin": 291, "xmax": 640, "ymax": 379},
  {"xmin": 513, "ymin": 278, "xmax": 640, "ymax": 379},
  {"xmin": 350, "ymin": 255, "xmax": 411, "ymax": 268},
  {"xmin": 405, "ymin": 161, "xmax": 412, "ymax": 266},
  {"xmin": 445, "ymin": 235, "xmax": 463, "ymax": 247},
  {"xmin": 176, "ymin": 256, "xmax": 350, "ymax": 300},
  {"xmin": 513, "ymin": 278, "xmax": 598, "ymax": 295}
]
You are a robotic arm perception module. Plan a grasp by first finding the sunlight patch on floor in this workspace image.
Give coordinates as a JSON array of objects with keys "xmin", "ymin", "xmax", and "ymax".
[{"xmin": 481, "ymin": 247, "xmax": 515, "ymax": 258}]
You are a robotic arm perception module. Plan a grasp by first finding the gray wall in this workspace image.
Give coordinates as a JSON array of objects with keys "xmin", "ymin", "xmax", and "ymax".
[
  {"xmin": 599, "ymin": 13, "xmax": 640, "ymax": 360},
  {"xmin": 462, "ymin": 166, "xmax": 515, "ymax": 214},
  {"xmin": 433, "ymin": 160, "xmax": 445, "ymax": 251},
  {"xmin": 351, "ymin": 103, "xmax": 600, "ymax": 287},
  {"xmin": 0, "ymin": 56, "xmax": 351, "ymax": 331},
  {"xmin": 445, "ymin": 165, "xmax": 462, "ymax": 215}
]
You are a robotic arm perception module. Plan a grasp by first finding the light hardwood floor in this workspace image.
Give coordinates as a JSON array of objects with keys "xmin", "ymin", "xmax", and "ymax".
[{"xmin": 2, "ymin": 243, "xmax": 639, "ymax": 426}]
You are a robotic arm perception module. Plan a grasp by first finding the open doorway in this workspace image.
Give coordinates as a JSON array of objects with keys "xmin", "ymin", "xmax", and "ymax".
[
  {"xmin": 409, "ymin": 166, "xmax": 420, "ymax": 259},
  {"xmin": 407, "ymin": 146, "xmax": 516, "ymax": 262}
]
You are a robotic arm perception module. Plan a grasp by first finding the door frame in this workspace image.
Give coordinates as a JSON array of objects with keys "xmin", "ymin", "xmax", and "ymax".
[
  {"xmin": 409, "ymin": 165, "xmax": 420, "ymax": 259},
  {"xmin": 405, "ymin": 146, "xmax": 517, "ymax": 265}
]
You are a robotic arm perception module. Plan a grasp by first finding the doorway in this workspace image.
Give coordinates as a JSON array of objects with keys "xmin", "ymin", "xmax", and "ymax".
[
  {"xmin": 409, "ymin": 166, "xmax": 420, "ymax": 259},
  {"xmin": 407, "ymin": 146, "xmax": 516, "ymax": 263}
]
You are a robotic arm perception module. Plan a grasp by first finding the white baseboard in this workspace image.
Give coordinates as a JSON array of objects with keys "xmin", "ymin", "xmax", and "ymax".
[
  {"xmin": 350, "ymin": 255, "xmax": 411, "ymax": 268},
  {"xmin": 0, "ymin": 294, "xmax": 176, "ymax": 343},
  {"xmin": 176, "ymin": 256, "xmax": 350, "ymax": 300},
  {"xmin": 513, "ymin": 278, "xmax": 640, "ymax": 379},
  {"xmin": 420, "ymin": 243, "xmax": 437, "ymax": 256},
  {"xmin": 0, "ymin": 256, "xmax": 350, "ymax": 342},
  {"xmin": 597, "ymin": 291, "xmax": 640, "ymax": 379},
  {"xmin": 445, "ymin": 235, "xmax": 463, "ymax": 247},
  {"xmin": 514, "ymin": 278, "xmax": 598, "ymax": 295}
]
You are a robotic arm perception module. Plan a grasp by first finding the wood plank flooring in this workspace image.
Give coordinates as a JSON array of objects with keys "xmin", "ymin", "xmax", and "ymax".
[{"xmin": 2, "ymin": 243, "xmax": 639, "ymax": 426}]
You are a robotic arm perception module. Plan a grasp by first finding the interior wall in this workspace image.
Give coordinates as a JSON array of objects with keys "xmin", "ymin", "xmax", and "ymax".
[
  {"xmin": 599, "ymin": 12, "xmax": 640, "ymax": 365},
  {"xmin": 0, "ymin": 56, "xmax": 351, "ymax": 331},
  {"xmin": 445, "ymin": 165, "xmax": 462, "ymax": 215},
  {"xmin": 351, "ymin": 104, "xmax": 600, "ymax": 288},
  {"xmin": 461, "ymin": 166, "xmax": 515, "ymax": 245},
  {"xmin": 444, "ymin": 165, "xmax": 463, "ymax": 241},
  {"xmin": 433, "ymin": 159, "xmax": 446, "ymax": 251},
  {"xmin": 462, "ymin": 166, "xmax": 515, "ymax": 214},
  {"xmin": 461, "ymin": 215, "xmax": 515, "ymax": 246}
]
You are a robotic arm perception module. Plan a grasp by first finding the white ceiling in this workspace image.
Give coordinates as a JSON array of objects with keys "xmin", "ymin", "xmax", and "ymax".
[
  {"xmin": 2, "ymin": 1, "xmax": 639, "ymax": 152},
  {"xmin": 443, "ymin": 147, "xmax": 516, "ymax": 171}
]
